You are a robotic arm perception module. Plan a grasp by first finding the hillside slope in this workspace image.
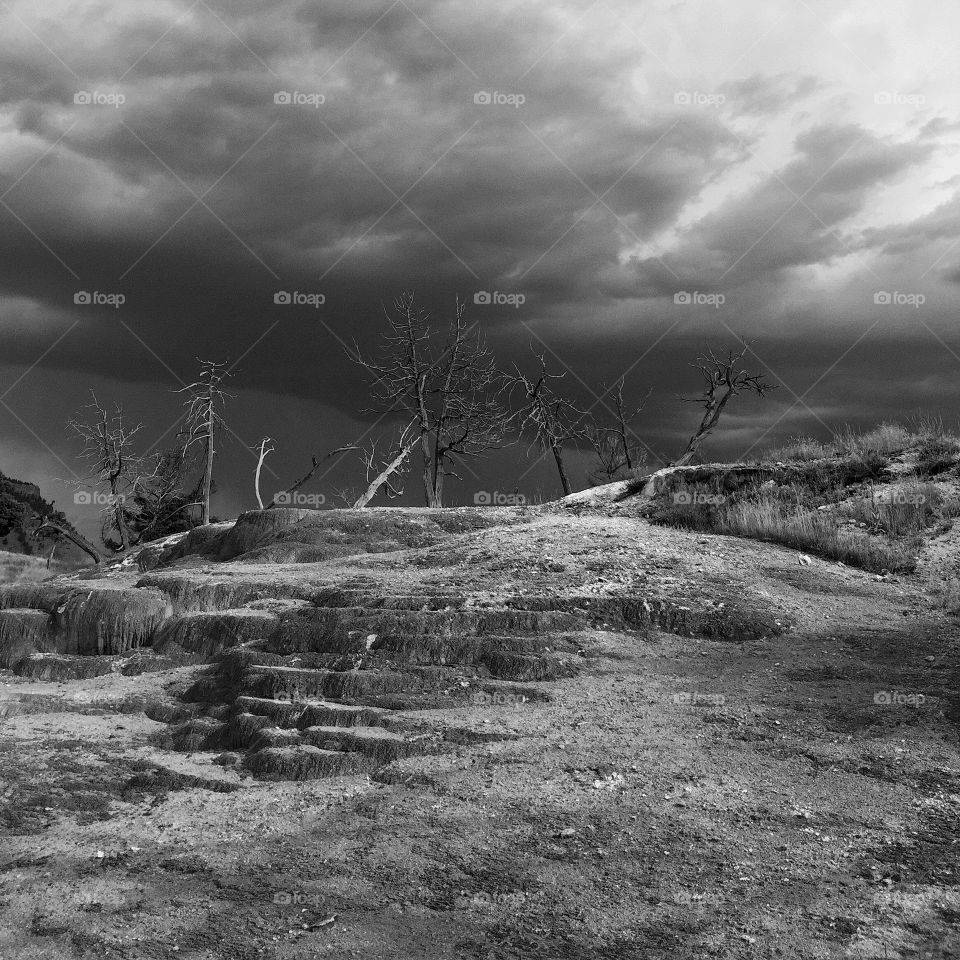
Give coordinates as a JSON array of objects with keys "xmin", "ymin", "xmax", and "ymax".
[
  {"xmin": 0, "ymin": 496, "xmax": 957, "ymax": 959},
  {"xmin": 0, "ymin": 469, "xmax": 90, "ymax": 566}
]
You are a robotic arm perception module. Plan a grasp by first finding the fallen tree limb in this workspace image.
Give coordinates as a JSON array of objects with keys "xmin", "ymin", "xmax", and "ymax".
[
  {"xmin": 36, "ymin": 519, "xmax": 103, "ymax": 565},
  {"xmin": 353, "ymin": 434, "xmax": 418, "ymax": 508}
]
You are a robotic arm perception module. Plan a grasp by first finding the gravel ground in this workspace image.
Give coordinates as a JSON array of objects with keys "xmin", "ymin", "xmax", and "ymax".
[{"xmin": 0, "ymin": 508, "xmax": 957, "ymax": 959}]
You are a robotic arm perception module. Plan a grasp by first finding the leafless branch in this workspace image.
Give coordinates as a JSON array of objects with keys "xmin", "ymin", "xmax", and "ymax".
[
  {"xmin": 348, "ymin": 292, "xmax": 511, "ymax": 506},
  {"xmin": 266, "ymin": 445, "xmax": 358, "ymax": 509},
  {"xmin": 673, "ymin": 342, "xmax": 775, "ymax": 467},
  {"xmin": 506, "ymin": 350, "xmax": 587, "ymax": 496}
]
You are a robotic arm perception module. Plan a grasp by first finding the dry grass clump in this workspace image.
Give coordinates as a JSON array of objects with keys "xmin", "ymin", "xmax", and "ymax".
[
  {"xmin": 914, "ymin": 435, "xmax": 960, "ymax": 477},
  {"xmin": 650, "ymin": 486, "xmax": 920, "ymax": 572},
  {"xmin": 831, "ymin": 422, "xmax": 913, "ymax": 458},
  {"xmin": 935, "ymin": 577, "xmax": 960, "ymax": 615},
  {"xmin": 767, "ymin": 419, "xmax": 960, "ymax": 476},
  {"xmin": 836, "ymin": 482, "xmax": 942, "ymax": 538},
  {"xmin": 768, "ymin": 437, "xmax": 830, "ymax": 462},
  {"xmin": 0, "ymin": 549, "xmax": 82, "ymax": 585},
  {"xmin": 716, "ymin": 493, "xmax": 919, "ymax": 572}
]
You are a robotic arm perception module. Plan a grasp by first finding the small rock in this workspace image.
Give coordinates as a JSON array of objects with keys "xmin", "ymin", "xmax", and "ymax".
[{"xmin": 798, "ymin": 554, "xmax": 812, "ymax": 565}]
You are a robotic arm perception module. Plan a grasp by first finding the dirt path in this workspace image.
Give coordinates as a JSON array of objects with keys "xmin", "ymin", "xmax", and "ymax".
[{"xmin": 0, "ymin": 511, "xmax": 957, "ymax": 959}]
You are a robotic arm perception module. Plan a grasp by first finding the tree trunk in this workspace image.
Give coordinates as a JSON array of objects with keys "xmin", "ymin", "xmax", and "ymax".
[
  {"xmin": 551, "ymin": 442, "xmax": 572, "ymax": 496},
  {"xmin": 420, "ymin": 432, "xmax": 438, "ymax": 507},
  {"xmin": 254, "ymin": 439, "xmax": 271, "ymax": 509},
  {"xmin": 353, "ymin": 437, "xmax": 418, "ymax": 509},
  {"xmin": 110, "ymin": 477, "xmax": 129, "ymax": 550},
  {"xmin": 202, "ymin": 408, "xmax": 214, "ymax": 524},
  {"xmin": 674, "ymin": 391, "xmax": 731, "ymax": 467},
  {"xmin": 620, "ymin": 431, "xmax": 633, "ymax": 471}
]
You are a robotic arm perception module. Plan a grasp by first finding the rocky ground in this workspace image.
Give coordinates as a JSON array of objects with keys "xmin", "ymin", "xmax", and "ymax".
[{"xmin": 0, "ymin": 501, "xmax": 957, "ymax": 959}]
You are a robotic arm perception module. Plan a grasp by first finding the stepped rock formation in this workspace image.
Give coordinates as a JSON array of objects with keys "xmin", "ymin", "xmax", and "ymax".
[{"xmin": 0, "ymin": 505, "xmax": 783, "ymax": 779}]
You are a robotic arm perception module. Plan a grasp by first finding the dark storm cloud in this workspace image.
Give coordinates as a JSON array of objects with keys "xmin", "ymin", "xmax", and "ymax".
[
  {"xmin": 0, "ymin": 0, "xmax": 745, "ymax": 399},
  {"xmin": 2, "ymin": 0, "xmax": 960, "ymax": 521}
]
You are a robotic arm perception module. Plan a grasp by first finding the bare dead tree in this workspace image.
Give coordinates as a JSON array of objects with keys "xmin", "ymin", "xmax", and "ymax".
[
  {"xmin": 179, "ymin": 360, "xmax": 232, "ymax": 524},
  {"xmin": 266, "ymin": 445, "xmax": 358, "ymax": 509},
  {"xmin": 353, "ymin": 423, "xmax": 419, "ymax": 508},
  {"xmin": 584, "ymin": 379, "xmax": 650, "ymax": 484},
  {"xmin": 253, "ymin": 438, "xmax": 275, "ymax": 509},
  {"xmin": 67, "ymin": 392, "xmax": 143, "ymax": 551},
  {"xmin": 128, "ymin": 448, "xmax": 201, "ymax": 543},
  {"xmin": 350, "ymin": 293, "xmax": 511, "ymax": 507},
  {"xmin": 507, "ymin": 352, "xmax": 586, "ymax": 496},
  {"xmin": 673, "ymin": 344, "xmax": 775, "ymax": 467},
  {"xmin": 328, "ymin": 486, "xmax": 362, "ymax": 507}
]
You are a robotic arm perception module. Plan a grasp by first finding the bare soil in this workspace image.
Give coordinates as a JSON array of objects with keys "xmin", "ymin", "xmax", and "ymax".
[{"xmin": 0, "ymin": 506, "xmax": 957, "ymax": 959}]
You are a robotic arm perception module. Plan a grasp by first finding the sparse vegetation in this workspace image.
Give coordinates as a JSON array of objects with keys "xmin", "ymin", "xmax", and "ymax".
[
  {"xmin": 0, "ymin": 549, "xmax": 77, "ymax": 585},
  {"xmin": 769, "ymin": 419, "xmax": 960, "ymax": 477},
  {"xmin": 649, "ymin": 487, "xmax": 920, "ymax": 572},
  {"xmin": 915, "ymin": 435, "xmax": 960, "ymax": 476},
  {"xmin": 934, "ymin": 576, "xmax": 960, "ymax": 615},
  {"xmin": 834, "ymin": 482, "xmax": 954, "ymax": 538},
  {"xmin": 830, "ymin": 421, "xmax": 912, "ymax": 458},
  {"xmin": 768, "ymin": 436, "xmax": 830, "ymax": 462}
]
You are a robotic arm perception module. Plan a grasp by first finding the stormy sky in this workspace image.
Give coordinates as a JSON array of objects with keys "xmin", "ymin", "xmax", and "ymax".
[{"xmin": 2, "ymin": 0, "xmax": 959, "ymax": 531}]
